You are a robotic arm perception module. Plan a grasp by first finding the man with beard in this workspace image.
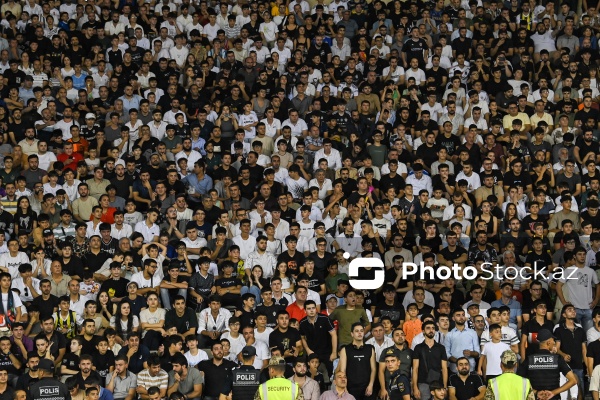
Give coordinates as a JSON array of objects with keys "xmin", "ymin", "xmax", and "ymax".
[
  {"xmin": 16, "ymin": 353, "xmax": 40, "ymax": 391},
  {"xmin": 73, "ymin": 355, "xmax": 101, "ymax": 387},
  {"xmin": 412, "ymin": 321, "xmax": 448, "ymax": 400},
  {"xmin": 337, "ymin": 322, "xmax": 376, "ymax": 400},
  {"xmin": 110, "ymin": 163, "xmax": 134, "ymax": 200},
  {"xmin": 574, "ymin": 128, "xmax": 600, "ymax": 168},
  {"xmin": 31, "ymin": 279, "xmax": 58, "ymax": 315},
  {"xmin": 198, "ymin": 342, "xmax": 237, "ymax": 400},
  {"xmin": 106, "ymin": 355, "xmax": 136, "ymax": 400},
  {"xmin": 445, "ymin": 309, "xmax": 480, "ymax": 375},
  {"xmin": 448, "ymin": 357, "xmax": 485, "ymax": 400},
  {"xmin": 8, "ymin": 109, "xmax": 27, "ymax": 146},
  {"xmin": 29, "ymin": 359, "xmax": 70, "ymax": 400},
  {"xmin": 289, "ymin": 358, "xmax": 320, "ymax": 400},
  {"xmin": 175, "ymin": 137, "xmax": 202, "ymax": 172}
]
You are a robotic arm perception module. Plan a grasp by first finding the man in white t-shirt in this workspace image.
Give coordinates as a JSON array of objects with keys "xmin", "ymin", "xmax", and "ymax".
[
  {"xmin": 232, "ymin": 219, "xmax": 257, "ymax": 260},
  {"xmin": 181, "ymin": 223, "xmax": 208, "ymax": 260},
  {"xmin": 0, "ymin": 239, "xmax": 30, "ymax": 279},
  {"xmin": 36, "ymin": 141, "xmax": 57, "ymax": 171},
  {"xmin": 130, "ymin": 260, "xmax": 162, "ymax": 296}
]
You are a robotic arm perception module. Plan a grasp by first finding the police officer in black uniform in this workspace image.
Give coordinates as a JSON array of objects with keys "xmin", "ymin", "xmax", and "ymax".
[
  {"xmin": 384, "ymin": 349, "xmax": 411, "ymax": 400},
  {"xmin": 29, "ymin": 359, "xmax": 71, "ymax": 400},
  {"xmin": 220, "ymin": 346, "xmax": 261, "ymax": 400},
  {"xmin": 518, "ymin": 329, "xmax": 577, "ymax": 400}
]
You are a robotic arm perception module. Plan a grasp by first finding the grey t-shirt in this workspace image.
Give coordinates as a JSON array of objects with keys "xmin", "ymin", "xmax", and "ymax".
[
  {"xmin": 559, "ymin": 265, "xmax": 599, "ymax": 309},
  {"xmin": 168, "ymin": 367, "xmax": 204, "ymax": 395}
]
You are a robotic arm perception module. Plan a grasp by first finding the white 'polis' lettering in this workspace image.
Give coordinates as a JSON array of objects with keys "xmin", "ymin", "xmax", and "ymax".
[
  {"xmin": 533, "ymin": 356, "xmax": 553, "ymax": 363},
  {"xmin": 40, "ymin": 387, "xmax": 60, "ymax": 395}
]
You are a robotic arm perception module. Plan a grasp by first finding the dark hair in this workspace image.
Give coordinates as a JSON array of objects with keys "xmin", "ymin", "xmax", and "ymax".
[{"xmin": 114, "ymin": 300, "xmax": 135, "ymax": 339}]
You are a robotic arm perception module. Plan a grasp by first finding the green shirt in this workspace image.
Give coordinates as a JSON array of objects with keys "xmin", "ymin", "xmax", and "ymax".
[
  {"xmin": 329, "ymin": 306, "xmax": 369, "ymax": 346},
  {"xmin": 325, "ymin": 273, "xmax": 349, "ymax": 294}
]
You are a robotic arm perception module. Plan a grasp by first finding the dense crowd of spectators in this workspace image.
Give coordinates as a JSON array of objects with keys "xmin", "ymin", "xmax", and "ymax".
[{"xmin": 3, "ymin": 0, "xmax": 600, "ymax": 399}]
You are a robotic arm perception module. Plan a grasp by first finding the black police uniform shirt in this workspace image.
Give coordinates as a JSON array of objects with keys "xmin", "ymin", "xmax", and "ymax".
[
  {"xmin": 30, "ymin": 378, "xmax": 70, "ymax": 400},
  {"xmin": 388, "ymin": 370, "xmax": 411, "ymax": 400},
  {"xmin": 220, "ymin": 365, "xmax": 260, "ymax": 400},
  {"xmin": 519, "ymin": 349, "xmax": 572, "ymax": 400}
]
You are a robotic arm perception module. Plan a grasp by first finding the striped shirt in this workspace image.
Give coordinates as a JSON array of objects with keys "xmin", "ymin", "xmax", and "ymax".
[
  {"xmin": 53, "ymin": 222, "xmax": 77, "ymax": 241},
  {"xmin": 136, "ymin": 368, "xmax": 169, "ymax": 392}
]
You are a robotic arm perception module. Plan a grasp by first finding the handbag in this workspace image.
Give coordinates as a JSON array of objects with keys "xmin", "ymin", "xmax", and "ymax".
[{"xmin": 422, "ymin": 349, "xmax": 442, "ymax": 385}]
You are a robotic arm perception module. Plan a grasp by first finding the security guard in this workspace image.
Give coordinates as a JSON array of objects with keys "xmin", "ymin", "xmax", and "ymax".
[
  {"xmin": 518, "ymin": 329, "xmax": 577, "ymax": 400},
  {"xmin": 254, "ymin": 356, "xmax": 304, "ymax": 400},
  {"xmin": 29, "ymin": 359, "xmax": 70, "ymax": 400},
  {"xmin": 220, "ymin": 346, "xmax": 261, "ymax": 400},
  {"xmin": 484, "ymin": 350, "xmax": 534, "ymax": 400},
  {"xmin": 384, "ymin": 349, "xmax": 411, "ymax": 400}
]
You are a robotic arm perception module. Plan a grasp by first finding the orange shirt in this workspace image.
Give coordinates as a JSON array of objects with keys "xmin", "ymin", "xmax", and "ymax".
[
  {"xmin": 90, "ymin": 207, "xmax": 116, "ymax": 224},
  {"xmin": 403, "ymin": 319, "xmax": 423, "ymax": 348},
  {"xmin": 68, "ymin": 138, "xmax": 89, "ymax": 156},
  {"xmin": 286, "ymin": 302, "xmax": 307, "ymax": 321}
]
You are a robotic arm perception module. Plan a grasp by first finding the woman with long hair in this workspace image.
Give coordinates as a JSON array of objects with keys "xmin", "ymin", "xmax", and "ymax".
[
  {"xmin": 281, "ymin": 13, "xmax": 298, "ymax": 38},
  {"xmin": 139, "ymin": 292, "xmax": 166, "ymax": 351},
  {"xmin": 449, "ymin": 205, "xmax": 471, "ymax": 237},
  {"xmin": 274, "ymin": 262, "xmax": 295, "ymax": 294},
  {"xmin": 241, "ymin": 265, "xmax": 269, "ymax": 302},
  {"xmin": 96, "ymin": 194, "xmax": 117, "ymax": 224},
  {"xmin": 474, "ymin": 200, "xmax": 499, "ymax": 244},
  {"xmin": 214, "ymin": 105, "xmax": 239, "ymax": 143},
  {"xmin": 180, "ymin": 65, "xmax": 197, "ymax": 90},
  {"xmin": 61, "ymin": 56, "xmax": 75, "ymax": 78},
  {"xmin": 502, "ymin": 203, "xmax": 519, "ymax": 234},
  {"xmin": 294, "ymin": 25, "xmax": 310, "ymax": 51},
  {"xmin": 110, "ymin": 301, "xmax": 139, "ymax": 345},
  {"xmin": 19, "ymin": 52, "xmax": 33, "ymax": 75},
  {"xmin": 97, "ymin": 290, "xmax": 117, "ymax": 324},
  {"xmin": 13, "ymin": 195, "xmax": 37, "ymax": 236},
  {"xmin": 277, "ymin": 73, "xmax": 293, "ymax": 98}
]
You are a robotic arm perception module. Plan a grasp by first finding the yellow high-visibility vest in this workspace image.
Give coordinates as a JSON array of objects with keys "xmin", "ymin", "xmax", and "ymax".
[
  {"xmin": 491, "ymin": 372, "xmax": 531, "ymax": 400},
  {"xmin": 258, "ymin": 378, "xmax": 300, "ymax": 400}
]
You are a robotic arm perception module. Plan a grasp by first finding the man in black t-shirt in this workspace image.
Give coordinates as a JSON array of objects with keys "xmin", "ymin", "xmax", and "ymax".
[
  {"xmin": 402, "ymin": 29, "xmax": 429, "ymax": 68},
  {"xmin": 99, "ymin": 262, "xmax": 129, "ymax": 301},
  {"xmin": 268, "ymin": 310, "xmax": 302, "ymax": 363},
  {"xmin": 373, "ymin": 285, "xmax": 406, "ymax": 327}
]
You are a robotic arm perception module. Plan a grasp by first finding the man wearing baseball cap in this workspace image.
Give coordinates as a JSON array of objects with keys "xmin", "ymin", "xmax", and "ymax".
[
  {"xmin": 255, "ymin": 356, "xmax": 303, "ymax": 400},
  {"xmin": 221, "ymin": 346, "xmax": 260, "ymax": 400},
  {"xmin": 517, "ymin": 329, "xmax": 577, "ymax": 400},
  {"xmin": 483, "ymin": 350, "xmax": 533, "ymax": 400},
  {"xmin": 29, "ymin": 359, "xmax": 70, "ymax": 400}
]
